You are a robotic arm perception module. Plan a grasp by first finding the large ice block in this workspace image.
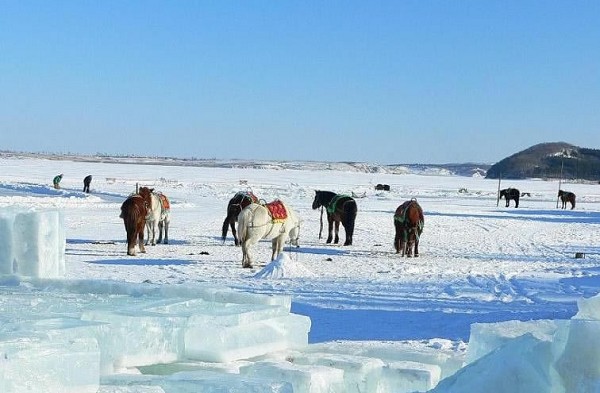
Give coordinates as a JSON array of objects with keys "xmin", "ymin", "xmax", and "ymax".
[
  {"xmin": 241, "ymin": 361, "xmax": 345, "ymax": 393},
  {"xmin": 102, "ymin": 372, "xmax": 293, "ymax": 393},
  {"xmin": 0, "ymin": 208, "xmax": 65, "ymax": 278},
  {"xmin": 555, "ymin": 319, "xmax": 600, "ymax": 392},
  {"xmin": 430, "ymin": 334, "xmax": 556, "ymax": 393},
  {"xmin": 185, "ymin": 313, "xmax": 311, "ymax": 362},
  {"xmin": 466, "ymin": 319, "xmax": 567, "ymax": 364},
  {"xmin": 0, "ymin": 334, "xmax": 100, "ymax": 393},
  {"xmin": 289, "ymin": 352, "xmax": 384, "ymax": 393}
]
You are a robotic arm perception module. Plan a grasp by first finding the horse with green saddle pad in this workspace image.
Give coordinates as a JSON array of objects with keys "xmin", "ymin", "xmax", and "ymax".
[{"xmin": 312, "ymin": 190, "xmax": 357, "ymax": 246}]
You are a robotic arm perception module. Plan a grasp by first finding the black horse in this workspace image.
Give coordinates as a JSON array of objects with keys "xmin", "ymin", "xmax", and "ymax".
[
  {"xmin": 312, "ymin": 190, "xmax": 357, "ymax": 246},
  {"xmin": 221, "ymin": 191, "xmax": 259, "ymax": 245},
  {"xmin": 558, "ymin": 190, "xmax": 576, "ymax": 210},
  {"xmin": 499, "ymin": 188, "xmax": 520, "ymax": 208}
]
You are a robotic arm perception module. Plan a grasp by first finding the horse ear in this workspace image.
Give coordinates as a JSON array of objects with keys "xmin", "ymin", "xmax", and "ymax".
[{"xmin": 150, "ymin": 188, "xmax": 154, "ymax": 193}]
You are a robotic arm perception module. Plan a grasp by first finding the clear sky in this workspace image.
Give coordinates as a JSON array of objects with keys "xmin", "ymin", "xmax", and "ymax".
[{"xmin": 1, "ymin": 1, "xmax": 599, "ymax": 164}]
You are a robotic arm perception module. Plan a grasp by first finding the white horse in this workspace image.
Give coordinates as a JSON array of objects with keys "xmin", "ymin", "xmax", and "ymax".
[
  {"xmin": 237, "ymin": 200, "xmax": 301, "ymax": 268},
  {"xmin": 142, "ymin": 187, "xmax": 171, "ymax": 245}
]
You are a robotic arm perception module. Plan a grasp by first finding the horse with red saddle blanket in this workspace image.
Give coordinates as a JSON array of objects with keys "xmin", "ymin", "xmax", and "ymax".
[{"xmin": 237, "ymin": 199, "xmax": 300, "ymax": 268}]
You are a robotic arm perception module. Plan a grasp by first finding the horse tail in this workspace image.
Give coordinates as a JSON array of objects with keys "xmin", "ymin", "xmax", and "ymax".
[
  {"xmin": 237, "ymin": 207, "xmax": 251, "ymax": 244},
  {"xmin": 221, "ymin": 214, "xmax": 231, "ymax": 241}
]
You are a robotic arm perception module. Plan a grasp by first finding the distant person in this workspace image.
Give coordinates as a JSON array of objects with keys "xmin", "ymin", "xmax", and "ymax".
[
  {"xmin": 83, "ymin": 175, "xmax": 92, "ymax": 193},
  {"xmin": 53, "ymin": 174, "xmax": 63, "ymax": 189}
]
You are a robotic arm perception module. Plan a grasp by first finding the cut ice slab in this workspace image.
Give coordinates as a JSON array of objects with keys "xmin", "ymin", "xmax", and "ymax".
[
  {"xmin": 102, "ymin": 372, "xmax": 293, "ymax": 393},
  {"xmin": 0, "ymin": 334, "xmax": 100, "ymax": 393}
]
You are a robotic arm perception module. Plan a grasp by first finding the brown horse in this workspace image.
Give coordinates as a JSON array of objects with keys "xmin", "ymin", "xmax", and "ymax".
[
  {"xmin": 120, "ymin": 188, "xmax": 151, "ymax": 256},
  {"xmin": 558, "ymin": 190, "xmax": 576, "ymax": 210},
  {"xmin": 312, "ymin": 190, "xmax": 357, "ymax": 246},
  {"xmin": 221, "ymin": 191, "xmax": 259, "ymax": 245},
  {"xmin": 394, "ymin": 199, "xmax": 424, "ymax": 257}
]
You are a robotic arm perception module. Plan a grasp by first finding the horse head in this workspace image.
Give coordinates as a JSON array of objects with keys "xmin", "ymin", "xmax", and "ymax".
[{"xmin": 312, "ymin": 190, "xmax": 322, "ymax": 210}]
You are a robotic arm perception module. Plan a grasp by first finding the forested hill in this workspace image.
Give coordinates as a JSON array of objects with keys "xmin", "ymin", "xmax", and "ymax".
[{"xmin": 485, "ymin": 142, "xmax": 600, "ymax": 181}]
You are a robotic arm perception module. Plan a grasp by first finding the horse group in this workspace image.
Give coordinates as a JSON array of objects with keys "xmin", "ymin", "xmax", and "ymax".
[
  {"xmin": 499, "ymin": 187, "xmax": 576, "ymax": 210},
  {"xmin": 120, "ymin": 187, "xmax": 171, "ymax": 256},
  {"xmin": 120, "ymin": 185, "xmax": 424, "ymax": 265}
]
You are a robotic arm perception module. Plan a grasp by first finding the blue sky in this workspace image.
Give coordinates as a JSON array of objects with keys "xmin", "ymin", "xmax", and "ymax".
[{"xmin": 1, "ymin": 1, "xmax": 599, "ymax": 164}]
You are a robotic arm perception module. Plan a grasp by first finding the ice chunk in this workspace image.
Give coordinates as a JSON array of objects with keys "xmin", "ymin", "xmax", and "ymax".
[
  {"xmin": 466, "ymin": 319, "xmax": 567, "ymax": 364},
  {"xmin": 574, "ymin": 293, "xmax": 600, "ymax": 320},
  {"xmin": 430, "ymin": 334, "xmax": 556, "ymax": 393},
  {"xmin": 555, "ymin": 319, "xmax": 600, "ymax": 391},
  {"xmin": 0, "ymin": 208, "xmax": 65, "ymax": 278},
  {"xmin": 103, "ymin": 372, "xmax": 293, "ymax": 393},
  {"xmin": 379, "ymin": 360, "xmax": 442, "ymax": 393},
  {"xmin": 185, "ymin": 313, "xmax": 311, "ymax": 362},
  {"xmin": 289, "ymin": 352, "xmax": 384, "ymax": 393},
  {"xmin": 0, "ymin": 335, "xmax": 100, "ymax": 393},
  {"xmin": 241, "ymin": 361, "xmax": 345, "ymax": 393}
]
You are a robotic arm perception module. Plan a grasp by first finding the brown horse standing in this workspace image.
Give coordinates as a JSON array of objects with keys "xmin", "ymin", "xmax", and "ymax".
[
  {"xmin": 394, "ymin": 199, "xmax": 424, "ymax": 257},
  {"xmin": 120, "ymin": 188, "xmax": 151, "ymax": 256},
  {"xmin": 312, "ymin": 190, "xmax": 357, "ymax": 246},
  {"xmin": 221, "ymin": 191, "xmax": 259, "ymax": 245},
  {"xmin": 558, "ymin": 190, "xmax": 576, "ymax": 210}
]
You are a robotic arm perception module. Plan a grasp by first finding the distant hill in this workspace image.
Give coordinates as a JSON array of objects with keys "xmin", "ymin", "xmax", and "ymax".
[{"xmin": 485, "ymin": 142, "xmax": 600, "ymax": 181}]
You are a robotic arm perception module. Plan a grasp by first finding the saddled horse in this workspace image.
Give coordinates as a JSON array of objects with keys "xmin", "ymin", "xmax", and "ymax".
[
  {"xmin": 558, "ymin": 189, "xmax": 576, "ymax": 210},
  {"xmin": 312, "ymin": 190, "xmax": 357, "ymax": 246},
  {"xmin": 140, "ymin": 187, "xmax": 171, "ymax": 245},
  {"xmin": 394, "ymin": 199, "xmax": 424, "ymax": 257},
  {"xmin": 221, "ymin": 191, "xmax": 259, "ymax": 245},
  {"xmin": 237, "ymin": 200, "xmax": 300, "ymax": 268},
  {"xmin": 499, "ymin": 188, "xmax": 520, "ymax": 208},
  {"xmin": 120, "ymin": 190, "xmax": 151, "ymax": 256}
]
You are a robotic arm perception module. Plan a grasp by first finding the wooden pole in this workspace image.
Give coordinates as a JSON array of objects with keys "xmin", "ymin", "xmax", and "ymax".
[
  {"xmin": 496, "ymin": 176, "xmax": 502, "ymax": 207},
  {"xmin": 556, "ymin": 159, "xmax": 563, "ymax": 209}
]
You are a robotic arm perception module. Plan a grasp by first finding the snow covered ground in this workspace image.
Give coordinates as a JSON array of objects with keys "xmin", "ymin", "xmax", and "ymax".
[{"xmin": 1, "ymin": 155, "xmax": 600, "ymax": 346}]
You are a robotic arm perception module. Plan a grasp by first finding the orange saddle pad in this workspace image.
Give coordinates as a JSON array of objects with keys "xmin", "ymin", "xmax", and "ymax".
[
  {"xmin": 158, "ymin": 193, "xmax": 170, "ymax": 210},
  {"xmin": 265, "ymin": 200, "xmax": 288, "ymax": 221}
]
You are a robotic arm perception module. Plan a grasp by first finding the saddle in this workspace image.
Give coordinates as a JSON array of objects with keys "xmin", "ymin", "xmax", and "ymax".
[
  {"xmin": 265, "ymin": 200, "xmax": 288, "ymax": 222},
  {"xmin": 157, "ymin": 193, "xmax": 170, "ymax": 211}
]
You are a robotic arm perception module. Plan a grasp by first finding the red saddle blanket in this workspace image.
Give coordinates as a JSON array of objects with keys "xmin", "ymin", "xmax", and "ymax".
[
  {"xmin": 158, "ymin": 193, "xmax": 170, "ymax": 210},
  {"xmin": 265, "ymin": 200, "xmax": 288, "ymax": 221}
]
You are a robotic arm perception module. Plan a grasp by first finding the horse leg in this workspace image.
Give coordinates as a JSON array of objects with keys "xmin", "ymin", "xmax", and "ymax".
[
  {"xmin": 137, "ymin": 227, "xmax": 146, "ymax": 254},
  {"xmin": 334, "ymin": 221, "xmax": 340, "ymax": 244},
  {"xmin": 515, "ymin": 197, "xmax": 519, "ymax": 208},
  {"xmin": 241, "ymin": 239, "xmax": 252, "ymax": 268},
  {"xmin": 326, "ymin": 216, "xmax": 334, "ymax": 244},
  {"xmin": 163, "ymin": 220, "xmax": 169, "ymax": 244},
  {"xmin": 231, "ymin": 219, "xmax": 239, "ymax": 246},
  {"xmin": 272, "ymin": 237, "xmax": 283, "ymax": 260}
]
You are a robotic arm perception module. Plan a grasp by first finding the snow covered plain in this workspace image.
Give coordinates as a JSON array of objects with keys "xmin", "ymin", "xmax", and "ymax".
[{"xmin": 2, "ymin": 155, "xmax": 600, "ymax": 391}]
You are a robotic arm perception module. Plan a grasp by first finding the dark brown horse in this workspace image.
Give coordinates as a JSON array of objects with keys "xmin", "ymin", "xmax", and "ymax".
[
  {"xmin": 394, "ymin": 199, "xmax": 424, "ymax": 257},
  {"xmin": 120, "ymin": 188, "xmax": 151, "ymax": 256},
  {"xmin": 221, "ymin": 191, "xmax": 259, "ymax": 245},
  {"xmin": 558, "ymin": 189, "xmax": 576, "ymax": 210},
  {"xmin": 499, "ymin": 188, "xmax": 520, "ymax": 208},
  {"xmin": 312, "ymin": 190, "xmax": 357, "ymax": 246}
]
